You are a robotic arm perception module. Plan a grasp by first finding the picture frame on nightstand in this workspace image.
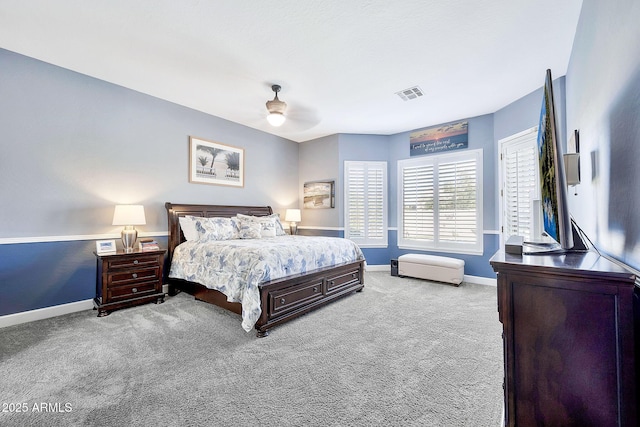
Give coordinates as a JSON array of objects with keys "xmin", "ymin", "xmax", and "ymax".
[{"xmin": 96, "ymin": 239, "xmax": 117, "ymax": 254}]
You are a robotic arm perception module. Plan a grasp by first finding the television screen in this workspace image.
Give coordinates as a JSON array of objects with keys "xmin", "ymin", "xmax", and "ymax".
[
  {"xmin": 537, "ymin": 74, "xmax": 563, "ymax": 244},
  {"xmin": 524, "ymin": 69, "xmax": 585, "ymax": 254}
]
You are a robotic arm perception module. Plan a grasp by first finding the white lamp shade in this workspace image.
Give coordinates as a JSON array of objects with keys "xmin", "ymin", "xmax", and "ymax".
[
  {"xmin": 285, "ymin": 209, "xmax": 301, "ymax": 222},
  {"xmin": 267, "ymin": 112, "xmax": 286, "ymax": 127},
  {"xmin": 112, "ymin": 205, "xmax": 146, "ymax": 226}
]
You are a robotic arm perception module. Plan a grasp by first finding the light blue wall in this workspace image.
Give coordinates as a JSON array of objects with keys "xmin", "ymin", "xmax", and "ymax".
[
  {"xmin": 297, "ymin": 134, "xmax": 340, "ymax": 228},
  {"xmin": 564, "ymin": 0, "xmax": 640, "ymax": 272},
  {"xmin": 494, "ymin": 76, "xmax": 566, "ymax": 145},
  {"xmin": 0, "ymin": 48, "xmax": 299, "ymax": 316}
]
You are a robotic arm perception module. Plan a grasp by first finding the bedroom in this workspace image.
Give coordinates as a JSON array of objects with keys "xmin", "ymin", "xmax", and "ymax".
[
  {"xmin": 1, "ymin": 0, "xmax": 640, "ymax": 423},
  {"xmin": 2, "ymin": 0, "xmax": 639, "ymax": 319}
]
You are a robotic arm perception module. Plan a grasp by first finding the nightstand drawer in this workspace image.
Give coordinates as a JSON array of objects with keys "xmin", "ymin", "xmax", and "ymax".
[
  {"xmin": 107, "ymin": 281, "xmax": 158, "ymax": 301},
  {"xmin": 107, "ymin": 254, "xmax": 161, "ymax": 270},
  {"xmin": 107, "ymin": 266, "xmax": 160, "ymax": 286},
  {"xmin": 94, "ymin": 248, "xmax": 166, "ymax": 317}
]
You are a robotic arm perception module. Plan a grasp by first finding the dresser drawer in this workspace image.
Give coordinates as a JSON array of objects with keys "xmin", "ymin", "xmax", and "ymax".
[
  {"xmin": 269, "ymin": 278, "xmax": 324, "ymax": 317},
  {"xmin": 107, "ymin": 266, "xmax": 160, "ymax": 286},
  {"xmin": 326, "ymin": 269, "xmax": 361, "ymax": 294},
  {"xmin": 107, "ymin": 281, "xmax": 159, "ymax": 302},
  {"xmin": 107, "ymin": 254, "xmax": 161, "ymax": 270}
]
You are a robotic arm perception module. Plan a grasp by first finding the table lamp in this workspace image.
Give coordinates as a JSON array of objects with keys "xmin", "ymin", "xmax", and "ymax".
[
  {"xmin": 112, "ymin": 205, "xmax": 146, "ymax": 252},
  {"xmin": 285, "ymin": 209, "xmax": 301, "ymax": 235}
]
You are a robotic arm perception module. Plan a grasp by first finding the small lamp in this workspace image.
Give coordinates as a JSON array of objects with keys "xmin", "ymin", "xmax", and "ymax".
[
  {"xmin": 285, "ymin": 209, "xmax": 301, "ymax": 235},
  {"xmin": 112, "ymin": 205, "xmax": 146, "ymax": 252}
]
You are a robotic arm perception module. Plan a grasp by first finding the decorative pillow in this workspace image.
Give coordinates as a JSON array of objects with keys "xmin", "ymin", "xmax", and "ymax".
[
  {"xmin": 269, "ymin": 214, "xmax": 287, "ymax": 236},
  {"xmin": 236, "ymin": 213, "xmax": 285, "ymax": 237},
  {"xmin": 259, "ymin": 218, "xmax": 278, "ymax": 237},
  {"xmin": 179, "ymin": 216, "xmax": 201, "ymax": 241},
  {"xmin": 237, "ymin": 219, "xmax": 262, "ymax": 239},
  {"xmin": 195, "ymin": 217, "xmax": 239, "ymax": 241}
]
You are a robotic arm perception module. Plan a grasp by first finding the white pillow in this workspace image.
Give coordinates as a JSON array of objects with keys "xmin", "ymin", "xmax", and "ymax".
[{"xmin": 179, "ymin": 216, "xmax": 200, "ymax": 241}]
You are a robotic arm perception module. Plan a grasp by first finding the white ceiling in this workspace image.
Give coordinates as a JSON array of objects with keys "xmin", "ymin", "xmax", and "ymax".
[{"xmin": 0, "ymin": 0, "xmax": 583, "ymax": 143}]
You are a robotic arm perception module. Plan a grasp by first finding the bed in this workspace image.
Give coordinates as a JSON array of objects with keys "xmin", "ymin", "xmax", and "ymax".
[{"xmin": 165, "ymin": 202, "xmax": 365, "ymax": 337}]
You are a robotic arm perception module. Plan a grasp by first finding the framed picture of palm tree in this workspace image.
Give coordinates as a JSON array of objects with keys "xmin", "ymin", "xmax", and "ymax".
[{"xmin": 189, "ymin": 136, "xmax": 244, "ymax": 187}]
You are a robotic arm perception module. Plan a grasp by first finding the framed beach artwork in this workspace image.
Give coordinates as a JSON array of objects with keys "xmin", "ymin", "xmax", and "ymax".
[
  {"xmin": 303, "ymin": 180, "xmax": 335, "ymax": 209},
  {"xmin": 189, "ymin": 136, "xmax": 244, "ymax": 187},
  {"xmin": 409, "ymin": 120, "xmax": 468, "ymax": 156}
]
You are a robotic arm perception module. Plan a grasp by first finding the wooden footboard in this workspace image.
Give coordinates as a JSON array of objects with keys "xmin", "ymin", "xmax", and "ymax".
[
  {"xmin": 170, "ymin": 259, "xmax": 364, "ymax": 337},
  {"xmin": 254, "ymin": 259, "xmax": 364, "ymax": 337},
  {"xmin": 165, "ymin": 202, "xmax": 365, "ymax": 337}
]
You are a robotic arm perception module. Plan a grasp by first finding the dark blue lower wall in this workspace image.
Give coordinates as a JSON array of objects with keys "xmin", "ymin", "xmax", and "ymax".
[{"xmin": 0, "ymin": 236, "xmax": 169, "ymax": 317}]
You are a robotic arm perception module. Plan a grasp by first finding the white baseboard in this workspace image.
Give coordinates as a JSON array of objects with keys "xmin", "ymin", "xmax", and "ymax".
[
  {"xmin": 1, "ymin": 286, "xmax": 172, "ymax": 329},
  {"xmin": 463, "ymin": 274, "xmax": 497, "ymax": 286},
  {"xmin": 365, "ymin": 264, "xmax": 497, "ymax": 286},
  {"xmin": 0, "ymin": 299, "xmax": 95, "ymax": 329},
  {"xmin": 365, "ymin": 264, "xmax": 390, "ymax": 272}
]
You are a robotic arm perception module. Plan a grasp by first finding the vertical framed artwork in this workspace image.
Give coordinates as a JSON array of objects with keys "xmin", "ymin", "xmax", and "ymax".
[
  {"xmin": 303, "ymin": 180, "xmax": 335, "ymax": 209},
  {"xmin": 189, "ymin": 136, "xmax": 244, "ymax": 187}
]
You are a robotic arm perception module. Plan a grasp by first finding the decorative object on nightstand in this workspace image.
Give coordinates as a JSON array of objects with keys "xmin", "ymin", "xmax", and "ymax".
[
  {"xmin": 285, "ymin": 209, "xmax": 301, "ymax": 235},
  {"xmin": 93, "ymin": 248, "xmax": 166, "ymax": 317},
  {"xmin": 112, "ymin": 204, "xmax": 146, "ymax": 253},
  {"xmin": 138, "ymin": 238, "xmax": 160, "ymax": 251}
]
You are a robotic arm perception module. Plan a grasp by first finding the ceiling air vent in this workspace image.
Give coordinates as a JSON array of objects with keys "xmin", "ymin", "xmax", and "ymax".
[{"xmin": 396, "ymin": 86, "xmax": 424, "ymax": 101}]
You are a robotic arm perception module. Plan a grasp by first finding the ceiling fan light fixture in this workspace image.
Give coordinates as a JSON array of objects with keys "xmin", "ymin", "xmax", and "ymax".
[
  {"xmin": 267, "ymin": 111, "xmax": 286, "ymax": 127},
  {"xmin": 266, "ymin": 84, "xmax": 287, "ymax": 127}
]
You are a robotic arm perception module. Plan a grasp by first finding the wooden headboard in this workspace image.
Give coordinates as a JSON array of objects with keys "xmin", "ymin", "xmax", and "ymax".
[{"xmin": 164, "ymin": 202, "xmax": 273, "ymax": 263}]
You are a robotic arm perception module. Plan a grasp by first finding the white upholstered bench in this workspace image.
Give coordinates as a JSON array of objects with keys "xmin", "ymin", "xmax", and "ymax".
[{"xmin": 397, "ymin": 254, "xmax": 465, "ymax": 286}]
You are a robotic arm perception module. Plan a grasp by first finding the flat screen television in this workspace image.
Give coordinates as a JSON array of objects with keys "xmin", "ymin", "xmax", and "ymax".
[{"xmin": 523, "ymin": 69, "xmax": 587, "ymax": 254}]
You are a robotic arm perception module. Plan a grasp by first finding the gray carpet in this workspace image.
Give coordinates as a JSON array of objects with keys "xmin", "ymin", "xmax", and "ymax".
[{"xmin": 0, "ymin": 272, "xmax": 503, "ymax": 427}]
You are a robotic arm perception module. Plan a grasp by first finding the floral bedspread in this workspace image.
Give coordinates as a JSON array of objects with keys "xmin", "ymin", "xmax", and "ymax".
[{"xmin": 169, "ymin": 235, "xmax": 365, "ymax": 332}]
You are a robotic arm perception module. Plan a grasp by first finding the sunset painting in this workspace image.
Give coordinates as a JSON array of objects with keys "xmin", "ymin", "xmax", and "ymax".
[{"xmin": 409, "ymin": 121, "xmax": 468, "ymax": 156}]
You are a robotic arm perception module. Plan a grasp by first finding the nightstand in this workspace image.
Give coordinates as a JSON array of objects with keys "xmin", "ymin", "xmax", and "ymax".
[{"xmin": 93, "ymin": 248, "xmax": 166, "ymax": 317}]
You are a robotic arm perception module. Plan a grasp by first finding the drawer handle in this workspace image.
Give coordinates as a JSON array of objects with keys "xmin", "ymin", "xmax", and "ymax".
[
  {"xmin": 330, "ymin": 281, "xmax": 335, "ymax": 286},
  {"xmin": 132, "ymin": 273, "xmax": 138, "ymax": 279},
  {"xmin": 132, "ymin": 287, "xmax": 138, "ymax": 293},
  {"xmin": 133, "ymin": 260, "xmax": 139, "ymax": 265},
  {"xmin": 313, "ymin": 287, "xmax": 318, "ymax": 292},
  {"xmin": 280, "ymin": 298, "xmax": 286, "ymax": 305},
  {"xmin": 352, "ymin": 273, "xmax": 357, "ymax": 278}
]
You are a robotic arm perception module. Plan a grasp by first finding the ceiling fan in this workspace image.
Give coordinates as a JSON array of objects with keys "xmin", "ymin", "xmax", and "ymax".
[
  {"xmin": 265, "ymin": 84, "xmax": 287, "ymax": 127},
  {"xmin": 260, "ymin": 83, "xmax": 320, "ymax": 133}
]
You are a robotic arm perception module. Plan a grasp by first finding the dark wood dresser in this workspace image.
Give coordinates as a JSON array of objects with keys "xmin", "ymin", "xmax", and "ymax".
[
  {"xmin": 94, "ymin": 248, "xmax": 166, "ymax": 317},
  {"xmin": 490, "ymin": 250, "xmax": 638, "ymax": 426}
]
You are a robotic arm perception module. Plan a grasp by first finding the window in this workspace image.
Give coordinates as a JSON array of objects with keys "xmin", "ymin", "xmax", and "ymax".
[
  {"xmin": 398, "ymin": 149, "xmax": 483, "ymax": 254},
  {"xmin": 499, "ymin": 128, "xmax": 538, "ymax": 243},
  {"xmin": 344, "ymin": 161, "xmax": 388, "ymax": 247}
]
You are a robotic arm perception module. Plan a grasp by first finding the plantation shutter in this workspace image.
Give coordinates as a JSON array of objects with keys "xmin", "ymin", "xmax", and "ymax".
[
  {"xmin": 344, "ymin": 161, "xmax": 388, "ymax": 247},
  {"xmin": 438, "ymin": 158, "xmax": 477, "ymax": 243},
  {"xmin": 398, "ymin": 149, "xmax": 483, "ymax": 254},
  {"xmin": 501, "ymin": 130, "xmax": 538, "ymax": 241},
  {"xmin": 401, "ymin": 163, "xmax": 434, "ymax": 242}
]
